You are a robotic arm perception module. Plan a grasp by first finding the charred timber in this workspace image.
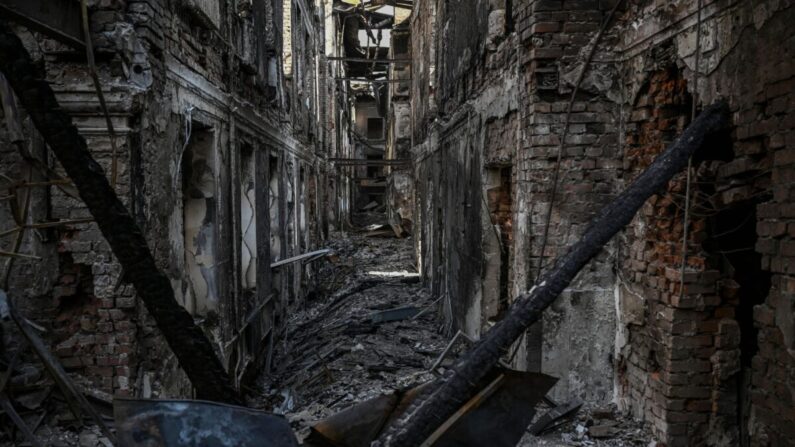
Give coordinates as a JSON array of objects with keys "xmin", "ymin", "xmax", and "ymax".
[
  {"xmin": 374, "ymin": 101, "xmax": 731, "ymax": 446},
  {"xmin": 0, "ymin": 21, "xmax": 241, "ymax": 405}
]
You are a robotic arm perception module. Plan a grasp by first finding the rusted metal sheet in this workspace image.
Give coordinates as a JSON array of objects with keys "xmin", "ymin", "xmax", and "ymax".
[
  {"xmin": 307, "ymin": 368, "xmax": 557, "ymax": 447},
  {"xmin": 309, "ymin": 393, "xmax": 399, "ymax": 447},
  {"xmin": 0, "ymin": 0, "xmax": 84, "ymax": 49},
  {"xmin": 114, "ymin": 399, "xmax": 299, "ymax": 447}
]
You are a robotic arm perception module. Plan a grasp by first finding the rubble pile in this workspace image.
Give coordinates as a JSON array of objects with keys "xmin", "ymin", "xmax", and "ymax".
[
  {"xmin": 252, "ymin": 213, "xmax": 657, "ymax": 446},
  {"xmin": 253, "ymin": 215, "xmax": 446, "ymax": 441}
]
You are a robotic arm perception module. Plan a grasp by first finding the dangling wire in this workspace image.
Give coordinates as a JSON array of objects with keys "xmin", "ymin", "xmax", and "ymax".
[{"xmin": 679, "ymin": 0, "xmax": 703, "ymax": 299}]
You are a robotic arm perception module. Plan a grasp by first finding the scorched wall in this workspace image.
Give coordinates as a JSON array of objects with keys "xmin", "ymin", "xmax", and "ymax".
[
  {"xmin": 408, "ymin": 1, "xmax": 795, "ymax": 446},
  {"xmin": 0, "ymin": 0, "xmax": 332, "ymax": 400}
]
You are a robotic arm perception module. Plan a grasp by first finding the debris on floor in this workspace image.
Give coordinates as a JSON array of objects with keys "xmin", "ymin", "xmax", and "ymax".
[
  {"xmin": 521, "ymin": 403, "xmax": 654, "ymax": 447},
  {"xmin": 250, "ymin": 215, "xmax": 656, "ymax": 446},
  {"xmin": 307, "ymin": 367, "xmax": 557, "ymax": 447},
  {"xmin": 252, "ymin": 217, "xmax": 447, "ymax": 442}
]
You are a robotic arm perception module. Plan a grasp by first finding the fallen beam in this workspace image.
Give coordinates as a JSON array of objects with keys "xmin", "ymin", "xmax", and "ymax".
[
  {"xmin": 327, "ymin": 56, "xmax": 411, "ymax": 64},
  {"xmin": 330, "ymin": 158, "xmax": 410, "ymax": 165},
  {"xmin": 335, "ymin": 78, "xmax": 411, "ymax": 84},
  {"xmin": 0, "ymin": 21, "xmax": 241, "ymax": 405},
  {"xmin": 374, "ymin": 101, "xmax": 730, "ymax": 446},
  {"xmin": 0, "ymin": 289, "xmax": 115, "ymax": 443}
]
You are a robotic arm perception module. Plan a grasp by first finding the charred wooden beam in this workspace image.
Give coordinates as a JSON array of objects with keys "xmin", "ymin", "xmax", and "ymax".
[
  {"xmin": 330, "ymin": 158, "xmax": 410, "ymax": 165},
  {"xmin": 328, "ymin": 56, "xmax": 411, "ymax": 63},
  {"xmin": 374, "ymin": 101, "xmax": 731, "ymax": 446},
  {"xmin": 0, "ymin": 20, "xmax": 241, "ymax": 405},
  {"xmin": 335, "ymin": 77, "xmax": 411, "ymax": 83}
]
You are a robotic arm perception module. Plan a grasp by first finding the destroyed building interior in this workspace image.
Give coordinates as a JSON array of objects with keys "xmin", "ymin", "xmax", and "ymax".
[{"xmin": 0, "ymin": 0, "xmax": 793, "ymax": 446}]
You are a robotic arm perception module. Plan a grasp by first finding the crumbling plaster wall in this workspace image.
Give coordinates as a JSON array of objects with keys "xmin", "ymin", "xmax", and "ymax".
[
  {"xmin": 410, "ymin": 0, "xmax": 621, "ymax": 402},
  {"xmin": 1, "ymin": 0, "xmax": 329, "ymax": 399}
]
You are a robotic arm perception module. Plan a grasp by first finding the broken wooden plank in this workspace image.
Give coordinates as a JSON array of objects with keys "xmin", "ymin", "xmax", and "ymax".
[
  {"xmin": 309, "ymin": 368, "xmax": 557, "ymax": 447},
  {"xmin": 373, "ymin": 101, "xmax": 731, "ymax": 446},
  {"xmin": 428, "ymin": 330, "xmax": 473, "ymax": 376},
  {"xmin": 0, "ymin": 397, "xmax": 43, "ymax": 447},
  {"xmin": 0, "ymin": 289, "xmax": 115, "ymax": 443},
  {"xmin": 0, "ymin": 250, "xmax": 41, "ymax": 260},
  {"xmin": 0, "ymin": 21, "xmax": 241, "ymax": 405}
]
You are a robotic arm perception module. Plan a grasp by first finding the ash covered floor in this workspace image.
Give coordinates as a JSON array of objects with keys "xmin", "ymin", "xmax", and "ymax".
[
  {"xmin": 251, "ymin": 213, "xmax": 654, "ymax": 447},
  {"xmin": 251, "ymin": 212, "xmax": 445, "ymax": 441},
  {"xmin": 11, "ymin": 213, "xmax": 654, "ymax": 446}
]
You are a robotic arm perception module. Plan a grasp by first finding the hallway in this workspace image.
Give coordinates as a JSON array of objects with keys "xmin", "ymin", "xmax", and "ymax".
[
  {"xmin": 253, "ymin": 213, "xmax": 654, "ymax": 446},
  {"xmin": 253, "ymin": 212, "xmax": 443, "ymax": 440},
  {"xmin": 0, "ymin": 0, "xmax": 794, "ymax": 446}
]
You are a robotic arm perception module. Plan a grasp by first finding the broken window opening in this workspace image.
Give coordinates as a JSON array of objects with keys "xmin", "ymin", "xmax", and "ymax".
[
  {"xmin": 268, "ymin": 154, "xmax": 283, "ymax": 330},
  {"xmin": 240, "ymin": 144, "xmax": 257, "ymax": 292},
  {"xmin": 299, "ymin": 167, "xmax": 308, "ymax": 253},
  {"xmin": 484, "ymin": 165, "xmax": 513, "ymax": 323},
  {"xmin": 282, "ymin": 0, "xmax": 294, "ymax": 78},
  {"xmin": 182, "ymin": 125, "xmax": 219, "ymax": 317},
  {"xmin": 705, "ymin": 198, "xmax": 772, "ymax": 446},
  {"xmin": 269, "ymin": 155, "xmax": 282, "ymax": 266},
  {"xmin": 367, "ymin": 117, "xmax": 384, "ymax": 140},
  {"xmin": 366, "ymin": 155, "xmax": 382, "ymax": 180}
]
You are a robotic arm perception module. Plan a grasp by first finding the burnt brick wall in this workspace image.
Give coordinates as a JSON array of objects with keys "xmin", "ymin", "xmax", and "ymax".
[
  {"xmin": 1, "ymin": 0, "xmax": 327, "ymax": 399},
  {"xmin": 410, "ymin": 0, "xmax": 795, "ymax": 440},
  {"xmin": 411, "ymin": 0, "xmax": 523, "ymax": 338},
  {"xmin": 614, "ymin": 1, "xmax": 795, "ymax": 445},
  {"xmin": 512, "ymin": 0, "xmax": 622, "ymax": 400}
]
